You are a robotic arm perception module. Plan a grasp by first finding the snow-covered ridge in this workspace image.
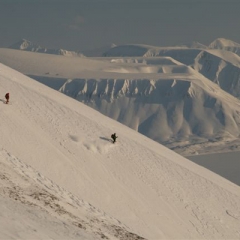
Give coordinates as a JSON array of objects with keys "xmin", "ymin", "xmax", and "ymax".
[
  {"xmin": 102, "ymin": 39, "xmax": 240, "ymax": 66},
  {"xmin": 0, "ymin": 48, "xmax": 197, "ymax": 79},
  {"xmin": 82, "ymin": 43, "xmax": 117, "ymax": 57},
  {"xmin": 209, "ymin": 38, "xmax": 240, "ymax": 49},
  {"xmin": 209, "ymin": 38, "xmax": 240, "ymax": 57},
  {"xmin": 9, "ymin": 39, "xmax": 85, "ymax": 57},
  {"xmin": 110, "ymin": 56, "xmax": 180, "ymax": 65},
  {"xmin": 103, "ymin": 44, "xmax": 203, "ymax": 65},
  {"xmin": 193, "ymin": 49, "xmax": 240, "ymax": 98},
  {"xmin": 176, "ymin": 41, "xmax": 207, "ymax": 49},
  {"xmin": 103, "ymin": 62, "xmax": 194, "ymax": 74}
]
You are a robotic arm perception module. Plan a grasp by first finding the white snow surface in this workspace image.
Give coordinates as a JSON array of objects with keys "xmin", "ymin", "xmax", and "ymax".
[{"xmin": 0, "ymin": 63, "xmax": 240, "ymax": 239}]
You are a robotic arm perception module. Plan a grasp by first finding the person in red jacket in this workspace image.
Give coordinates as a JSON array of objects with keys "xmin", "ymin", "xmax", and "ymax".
[{"xmin": 5, "ymin": 93, "xmax": 9, "ymax": 104}]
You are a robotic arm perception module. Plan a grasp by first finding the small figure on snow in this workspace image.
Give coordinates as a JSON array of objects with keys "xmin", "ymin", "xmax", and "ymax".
[
  {"xmin": 5, "ymin": 93, "xmax": 9, "ymax": 104},
  {"xmin": 111, "ymin": 133, "xmax": 118, "ymax": 143}
]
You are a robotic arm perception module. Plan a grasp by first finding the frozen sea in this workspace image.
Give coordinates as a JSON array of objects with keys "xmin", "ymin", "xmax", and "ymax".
[{"xmin": 188, "ymin": 151, "xmax": 240, "ymax": 186}]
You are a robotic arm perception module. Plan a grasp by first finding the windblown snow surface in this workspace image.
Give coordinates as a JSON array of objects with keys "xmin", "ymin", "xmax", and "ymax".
[{"xmin": 0, "ymin": 63, "xmax": 240, "ymax": 239}]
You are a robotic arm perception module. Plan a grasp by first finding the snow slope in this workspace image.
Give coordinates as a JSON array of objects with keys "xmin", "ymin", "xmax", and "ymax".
[
  {"xmin": 0, "ymin": 63, "xmax": 240, "ymax": 239},
  {"xmin": 0, "ymin": 48, "xmax": 111, "ymax": 79},
  {"xmin": 0, "ymin": 149, "xmax": 131, "ymax": 240},
  {"xmin": 2, "ymin": 48, "xmax": 240, "ymax": 156}
]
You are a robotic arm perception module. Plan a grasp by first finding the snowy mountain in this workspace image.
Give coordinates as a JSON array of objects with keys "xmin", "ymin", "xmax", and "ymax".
[
  {"xmin": 193, "ymin": 49, "xmax": 240, "ymax": 98},
  {"xmin": 59, "ymin": 64, "xmax": 240, "ymax": 155},
  {"xmin": 107, "ymin": 41, "xmax": 240, "ymax": 101},
  {"xmin": 102, "ymin": 42, "xmax": 207, "ymax": 59},
  {"xmin": 1, "ymin": 62, "xmax": 240, "ymax": 239},
  {"xmin": 209, "ymin": 38, "xmax": 240, "ymax": 56},
  {"xmin": 82, "ymin": 43, "xmax": 117, "ymax": 57},
  {"xmin": 9, "ymin": 39, "xmax": 85, "ymax": 57},
  {"xmin": 1, "ymin": 47, "xmax": 240, "ymax": 155},
  {"xmin": 103, "ymin": 44, "xmax": 202, "ymax": 65}
]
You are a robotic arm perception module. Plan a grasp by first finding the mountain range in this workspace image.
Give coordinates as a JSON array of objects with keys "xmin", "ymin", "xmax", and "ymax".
[
  {"xmin": 9, "ymin": 39, "xmax": 86, "ymax": 57},
  {"xmin": 1, "ymin": 38, "xmax": 240, "ymax": 155}
]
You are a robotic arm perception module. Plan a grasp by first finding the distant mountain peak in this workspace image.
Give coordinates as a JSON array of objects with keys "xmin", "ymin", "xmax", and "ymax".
[
  {"xmin": 176, "ymin": 41, "xmax": 207, "ymax": 49},
  {"xmin": 209, "ymin": 38, "xmax": 240, "ymax": 49},
  {"xmin": 9, "ymin": 39, "xmax": 85, "ymax": 57},
  {"xmin": 82, "ymin": 43, "xmax": 117, "ymax": 57},
  {"xmin": 9, "ymin": 38, "xmax": 40, "ymax": 50}
]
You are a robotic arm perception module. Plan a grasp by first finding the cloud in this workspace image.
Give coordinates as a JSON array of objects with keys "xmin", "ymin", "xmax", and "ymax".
[{"xmin": 66, "ymin": 15, "xmax": 85, "ymax": 31}]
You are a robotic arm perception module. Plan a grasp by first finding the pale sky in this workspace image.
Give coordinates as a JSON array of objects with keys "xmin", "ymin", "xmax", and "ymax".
[{"xmin": 0, "ymin": 0, "xmax": 240, "ymax": 51}]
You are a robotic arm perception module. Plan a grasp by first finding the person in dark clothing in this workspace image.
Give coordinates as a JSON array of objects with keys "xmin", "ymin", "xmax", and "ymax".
[
  {"xmin": 111, "ymin": 133, "xmax": 118, "ymax": 143},
  {"xmin": 5, "ymin": 93, "xmax": 9, "ymax": 104}
]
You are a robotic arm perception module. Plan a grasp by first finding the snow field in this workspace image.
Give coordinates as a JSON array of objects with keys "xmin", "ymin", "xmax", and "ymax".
[{"xmin": 0, "ymin": 59, "xmax": 240, "ymax": 239}]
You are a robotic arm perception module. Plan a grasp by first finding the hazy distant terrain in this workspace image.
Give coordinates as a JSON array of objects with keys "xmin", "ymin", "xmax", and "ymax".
[{"xmin": 9, "ymin": 39, "xmax": 85, "ymax": 57}]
